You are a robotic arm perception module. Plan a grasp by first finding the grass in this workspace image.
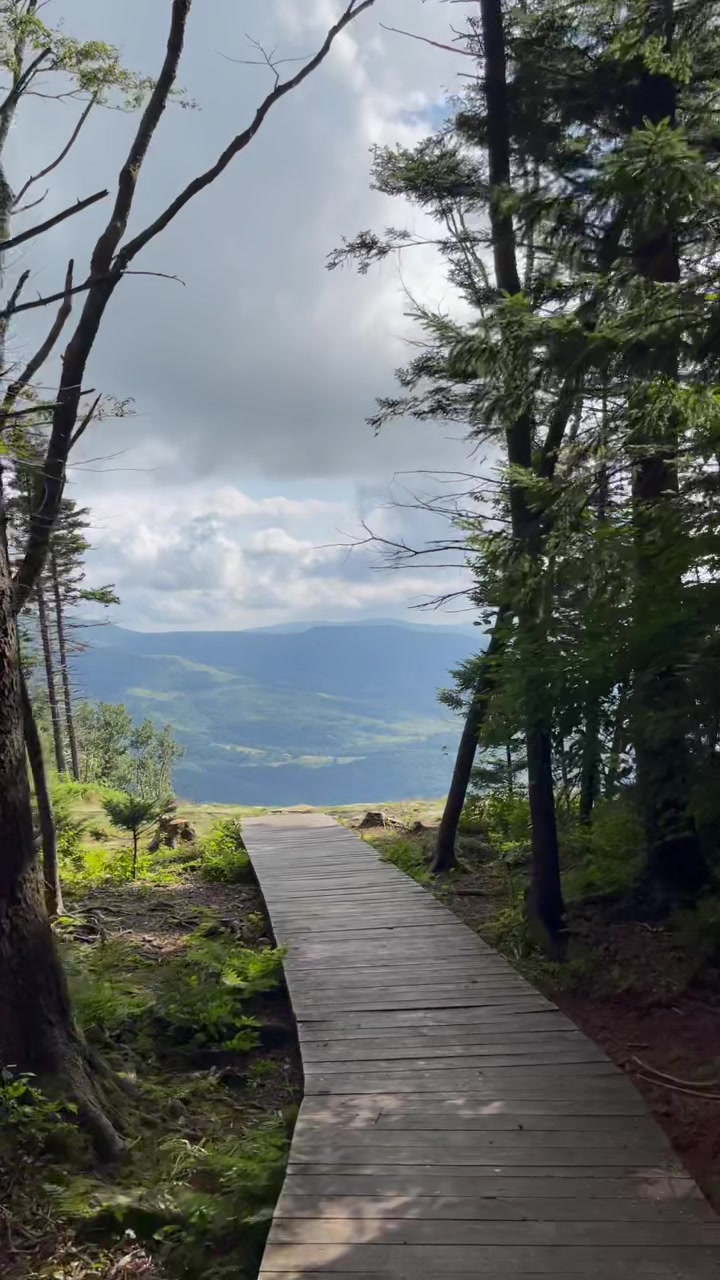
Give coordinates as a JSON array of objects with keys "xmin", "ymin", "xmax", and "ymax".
[{"xmin": 1, "ymin": 803, "xmax": 300, "ymax": 1280}]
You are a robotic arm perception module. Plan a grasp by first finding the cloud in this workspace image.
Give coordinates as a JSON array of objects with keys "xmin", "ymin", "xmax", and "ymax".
[
  {"xmin": 8, "ymin": 0, "xmax": 476, "ymax": 628},
  {"xmin": 79, "ymin": 480, "xmax": 471, "ymax": 630}
]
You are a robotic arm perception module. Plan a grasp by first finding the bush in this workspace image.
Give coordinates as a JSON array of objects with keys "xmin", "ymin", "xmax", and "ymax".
[
  {"xmin": 375, "ymin": 834, "xmax": 430, "ymax": 884},
  {"xmin": 561, "ymin": 797, "xmax": 643, "ymax": 900},
  {"xmin": 58, "ymin": 841, "xmax": 142, "ymax": 891},
  {"xmin": 464, "ymin": 791, "xmax": 532, "ymax": 856},
  {"xmin": 199, "ymin": 820, "xmax": 251, "ymax": 883}
]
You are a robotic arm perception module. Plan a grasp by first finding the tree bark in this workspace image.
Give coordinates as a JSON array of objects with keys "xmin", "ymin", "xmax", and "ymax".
[
  {"xmin": 20, "ymin": 670, "xmax": 63, "ymax": 916},
  {"xmin": 35, "ymin": 579, "xmax": 65, "ymax": 774},
  {"xmin": 627, "ymin": 0, "xmax": 707, "ymax": 895},
  {"xmin": 433, "ymin": 615, "xmax": 508, "ymax": 872},
  {"xmin": 480, "ymin": 0, "xmax": 565, "ymax": 942},
  {"xmin": 579, "ymin": 702, "xmax": 601, "ymax": 825},
  {"xmin": 50, "ymin": 547, "xmax": 80, "ymax": 780},
  {"xmin": 0, "ymin": 530, "xmax": 121, "ymax": 1157}
]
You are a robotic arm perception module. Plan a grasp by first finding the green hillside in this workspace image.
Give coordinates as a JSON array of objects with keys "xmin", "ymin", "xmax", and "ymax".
[{"xmin": 73, "ymin": 623, "xmax": 478, "ymax": 805}]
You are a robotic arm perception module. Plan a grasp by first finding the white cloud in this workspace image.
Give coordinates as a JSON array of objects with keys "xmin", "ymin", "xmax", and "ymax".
[{"xmin": 10, "ymin": 0, "xmax": 478, "ymax": 630}]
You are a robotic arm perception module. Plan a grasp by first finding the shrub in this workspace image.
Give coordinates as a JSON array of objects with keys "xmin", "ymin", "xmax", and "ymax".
[
  {"xmin": 199, "ymin": 820, "xmax": 251, "ymax": 883},
  {"xmin": 102, "ymin": 792, "xmax": 171, "ymax": 878},
  {"xmin": 376, "ymin": 835, "xmax": 430, "ymax": 884},
  {"xmin": 561, "ymin": 797, "xmax": 643, "ymax": 900},
  {"xmin": 58, "ymin": 842, "xmax": 141, "ymax": 891}
]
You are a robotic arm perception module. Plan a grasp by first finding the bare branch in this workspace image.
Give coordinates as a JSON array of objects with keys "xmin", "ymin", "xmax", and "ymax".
[
  {"xmin": 69, "ymin": 392, "xmax": 102, "ymax": 449},
  {"xmin": 14, "ymin": 190, "xmax": 48, "ymax": 214},
  {"xmin": 2, "ymin": 274, "xmax": 96, "ymax": 318},
  {"xmin": 14, "ymin": 0, "xmax": 378, "ymax": 613},
  {"xmin": 116, "ymin": 0, "xmax": 378, "ymax": 269},
  {"xmin": 379, "ymin": 22, "xmax": 475, "ymax": 56},
  {"xmin": 13, "ymin": 95, "xmax": 98, "ymax": 207},
  {"xmin": 0, "ymin": 261, "xmax": 74, "ymax": 429},
  {"xmin": 1, "ymin": 189, "xmax": 108, "ymax": 254},
  {"xmin": 1, "ymin": 269, "xmax": 31, "ymax": 322}
]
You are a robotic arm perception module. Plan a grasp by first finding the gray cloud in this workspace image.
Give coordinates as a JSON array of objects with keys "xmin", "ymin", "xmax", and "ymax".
[{"xmin": 7, "ymin": 0, "xmax": 476, "ymax": 628}]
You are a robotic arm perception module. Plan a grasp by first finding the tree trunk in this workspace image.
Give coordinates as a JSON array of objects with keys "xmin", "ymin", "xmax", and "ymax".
[
  {"xmin": 506, "ymin": 743, "xmax": 514, "ymax": 797},
  {"xmin": 480, "ymin": 0, "xmax": 565, "ymax": 941},
  {"xmin": 527, "ymin": 727, "xmax": 564, "ymax": 942},
  {"xmin": 579, "ymin": 703, "xmax": 601, "ymax": 825},
  {"xmin": 20, "ymin": 670, "xmax": 63, "ymax": 917},
  {"xmin": 433, "ymin": 617, "xmax": 507, "ymax": 873},
  {"xmin": 628, "ymin": 0, "xmax": 707, "ymax": 896},
  {"xmin": 36, "ymin": 580, "xmax": 65, "ymax": 774},
  {"xmin": 0, "ymin": 531, "xmax": 122, "ymax": 1158},
  {"xmin": 132, "ymin": 829, "xmax": 138, "ymax": 880},
  {"xmin": 50, "ymin": 547, "xmax": 80, "ymax": 780}
]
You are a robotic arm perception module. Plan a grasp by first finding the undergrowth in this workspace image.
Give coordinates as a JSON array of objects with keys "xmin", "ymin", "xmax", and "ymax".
[
  {"xmin": 1, "ymin": 809, "xmax": 298, "ymax": 1280},
  {"xmin": 197, "ymin": 819, "xmax": 252, "ymax": 883}
]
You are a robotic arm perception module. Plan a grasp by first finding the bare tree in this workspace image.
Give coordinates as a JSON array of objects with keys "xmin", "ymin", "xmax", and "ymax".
[{"xmin": 0, "ymin": 0, "xmax": 378, "ymax": 1157}]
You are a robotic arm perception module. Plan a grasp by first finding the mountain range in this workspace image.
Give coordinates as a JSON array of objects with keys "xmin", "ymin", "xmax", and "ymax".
[{"xmin": 73, "ymin": 621, "xmax": 484, "ymax": 806}]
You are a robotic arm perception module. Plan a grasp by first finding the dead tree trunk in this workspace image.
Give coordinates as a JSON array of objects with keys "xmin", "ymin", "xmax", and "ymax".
[
  {"xmin": 21, "ymin": 669, "xmax": 63, "ymax": 916},
  {"xmin": 433, "ymin": 615, "xmax": 508, "ymax": 873},
  {"xmin": 36, "ymin": 580, "xmax": 65, "ymax": 774},
  {"xmin": 50, "ymin": 547, "xmax": 80, "ymax": 780}
]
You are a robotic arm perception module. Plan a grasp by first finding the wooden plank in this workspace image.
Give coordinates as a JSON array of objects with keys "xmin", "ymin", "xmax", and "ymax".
[
  {"xmin": 303, "ymin": 1075, "xmax": 632, "ymax": 1095},
  {"xmin": 243, "ymin": 814, "xmax": 717, "ymax": 1280},
  {"xmin": 300, "ymin": 1032, "xmax": 591, "ymax": 1055},
  {"xmin": 297, "ymin": 1095, "xmax": 648, "ymax": 1118},
  {"xmin": 297, "ymin": 1010, "xmax": 566, "ymax": 1035},
  {"xmin": 291, "ymin": 1125, "xmax": 668, "ymax": 1150},
  {"xmin": 282, "ymin": 1170, "xmax": 702, "ymax": 1198},
  {"xmin": 274, "ymin": 1193, "xmax": 716, "ymax": 1223},
  {"xmin": 298, "ymin": 1020, "xmax": 576, "ymax": 1044},
  {"xmin": 289, "ymin": 1149, "xmax": 679, "ymax": 1170},
  {"xmin": 259, "ymin": 1243, "xmax": 720, "ymax": 1276},
  {"xmin": 303, "ymin": 1050, "xmax": 609, "ymax": 1072},
  {"xmin": 266, "ymin": 1217, "xmax": 720, "ymax": 1246}
]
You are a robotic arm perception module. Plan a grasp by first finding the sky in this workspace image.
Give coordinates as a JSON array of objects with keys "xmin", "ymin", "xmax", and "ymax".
[{"xmin": 7, "ymin": 0, "xmax": 480, "ymax": 631}]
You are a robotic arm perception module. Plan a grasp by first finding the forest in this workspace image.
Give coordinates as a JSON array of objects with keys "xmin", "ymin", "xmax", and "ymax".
[{"xmin": 1, "ymin": 0, "xmax": 720, "ymax": 1277}]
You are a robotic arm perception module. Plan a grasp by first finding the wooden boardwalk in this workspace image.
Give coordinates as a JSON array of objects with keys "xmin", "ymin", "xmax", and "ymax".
[{"xmin": 243, "ymin": 812, "xmax": 719, "ymax": 1278}]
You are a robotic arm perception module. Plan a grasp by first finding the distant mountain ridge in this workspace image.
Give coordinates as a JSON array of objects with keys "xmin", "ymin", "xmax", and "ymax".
[{"xmin": 74, "ymin": 621, "xmax": 484, "ymax": 806}]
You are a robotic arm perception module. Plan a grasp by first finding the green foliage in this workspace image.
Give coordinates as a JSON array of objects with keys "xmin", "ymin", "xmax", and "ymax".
[
  {"xmin": 65, "ymin": 924, "xmax": 283, "ymax": 1058},
  {"xmin": 0, "ymin": 1070, "xmax": 80, "ymax": 1161},
  {"xmin": 464, "ymin": 790, "xmax": 532, "ymax": 858},
  {"xmin": 561, "ymin": 798, "xmax": 644, "ymax": 900},
  {"xmin": 370, "ymin": 833, "xmax": 431, "ymax": 884},
  {"xmin": 102, "ymin": 791, "xmax": 171, "ymax": 877},
  {"xmin": 198, "ymin": 819, "xmax": 251, "ymax": 884},
  {"xmin": 58, "ymin": 841, "xmax": 145, "ymax": 890},
  {"xmin": 56, "ymin": 1116, "xmax": 290, "ymax": 1280},
  {"xmin": 77, "ymin": 703, "xmax": 183, "ymax": 802}
]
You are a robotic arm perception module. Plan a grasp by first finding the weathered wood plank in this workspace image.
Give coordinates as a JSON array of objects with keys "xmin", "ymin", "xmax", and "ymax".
[
  {"xmin": 259, "ymin": 1242, "xmax": 720, "ymax": 1276},
  {"xmin": 274, "ymin": 1192, "xmax": 716, "ymax": 1222},
  {"xmin": 266, "ymin": 1217, "xmax": 720, "ymax": 1246},
  {"xmin": 243, "ymin": 814, "xmax": 717, "ymax": 1280},
  {"xmin": 282, "ymin": 1170, "xmax": 702, "ymax": 1198}
]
